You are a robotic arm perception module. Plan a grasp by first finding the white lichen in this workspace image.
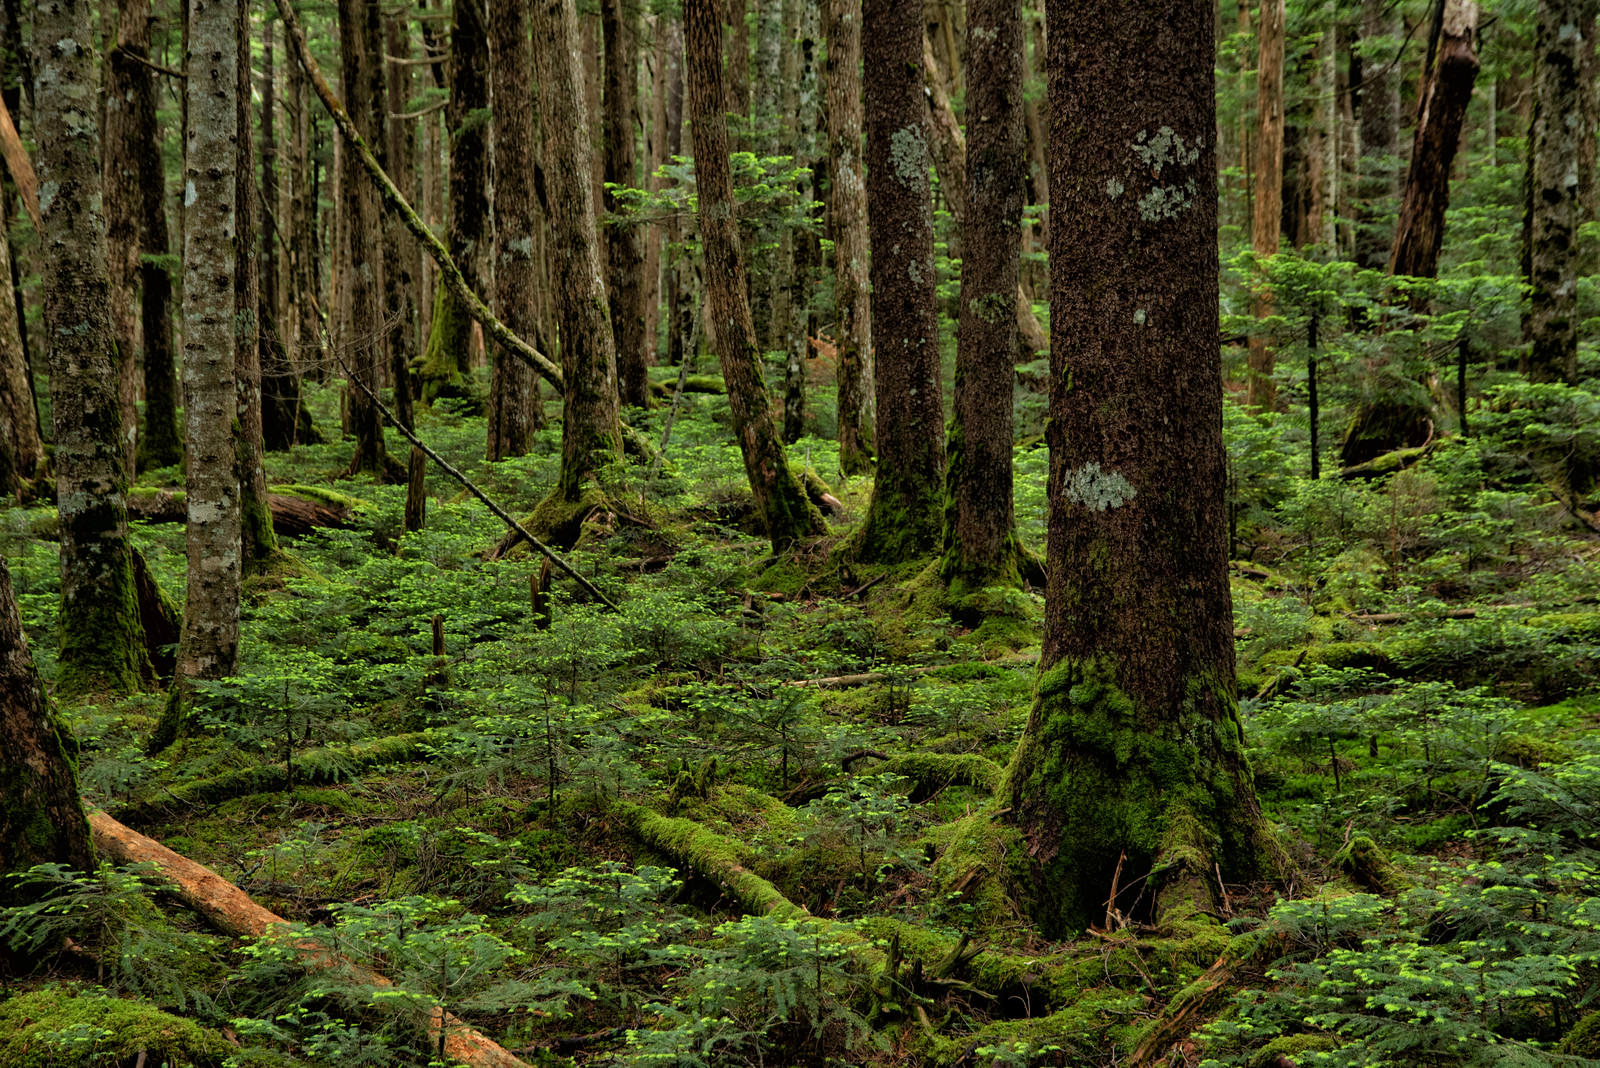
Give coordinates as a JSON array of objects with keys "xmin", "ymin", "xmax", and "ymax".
[
  {"xmin": 1137, "ymin": 179, "xmax": 1198, "ymax": 222},
  {"xmin": 1063, "ymin": 463, "xmax": 1137, "ymax": 512},
  {"xmin": 1131, "ymin": 126, "xmax": 1202, "ymax": 177},
  {"xmin": 1106, "ymin": 178, "xmax": 1124, "ymax": 199},
  {"xmin": 1133, "ymin": 309, "xmax": 1147, "ymax": 326},
  {"xmin": 890, "ymin": 126, "xmax": 925, "ymax": 187}
]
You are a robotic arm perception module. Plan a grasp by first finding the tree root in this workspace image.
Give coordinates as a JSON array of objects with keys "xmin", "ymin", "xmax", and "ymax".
[{"xmin": 87, "ymin": 807, "xmax": 532, "ymax": 1068}]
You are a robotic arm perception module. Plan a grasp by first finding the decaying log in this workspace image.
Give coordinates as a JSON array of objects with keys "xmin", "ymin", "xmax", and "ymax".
[
  {"xmin": 88, "ymin": 808, "xmax": 532, "ymax": 1068},
  {"xmin": 126, "ymin": 488, "xmax": 352, "ymax": 536}
]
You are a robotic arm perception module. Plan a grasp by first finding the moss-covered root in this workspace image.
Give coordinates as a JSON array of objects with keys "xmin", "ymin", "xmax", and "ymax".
[
  {"xmin": 0, "ymin": 988, "xmax": 233, "ymax": 1068},
  {"xmin": 876, "ymin": 752, "xmax": 1004, "ymax": 799},
  {"xmin": 117, "ymin": 731, "xmax": 437, "ymax": 825},
  {"xmin": 1333, "ymin": 834, "xmax": 1407, "ymax": 896},
  {"xmin": 614, "ymin": 800, "xmax": 807, "ymax": 918}
]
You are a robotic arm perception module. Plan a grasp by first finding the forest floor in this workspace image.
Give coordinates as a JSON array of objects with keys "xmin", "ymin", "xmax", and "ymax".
[{"xmin": 3, "ymin": 371, "xmax": 1599, "ymax": 1068}]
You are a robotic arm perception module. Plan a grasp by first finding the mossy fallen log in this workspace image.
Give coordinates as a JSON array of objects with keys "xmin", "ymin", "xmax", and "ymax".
[
  {"xmin": 871, "ymin": 752, "xmax": 1004, "ymax": 798},
  {"xmin": 614, "ymin": 799, "xmax": 807, "ymax": 918},
  {"xmin": 125, "ymin": 485, "xmax": 355, "ymax": 536},
  {"xmin": 115, "ymin": 731, "xmax": 437, "ymax": 824}
]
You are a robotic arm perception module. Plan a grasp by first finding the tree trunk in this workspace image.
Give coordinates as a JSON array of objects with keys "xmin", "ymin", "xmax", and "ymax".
[
  {"xmin": 261, "ymin": 16, "xmax": 300, "ymax": 452},
  {"xmin": 380, "ymin": 11, "xmax": 417, "ymax": 436},
  {"xmin": 1305, "ymin": 20, "xmax": 1338, "ymax": 250},
  {"xmin": 0, "ymin": 219, "xmax": 41, "ymax": 494},
  {"xmin": 1522, "ymin": 0, "xmax": 1596, "ymax": 385},
  {"xmin": 487, "ymin": 0, "xmax": 541, "ymax": 459},
  {"xmin": 0, "ymin": 555, "xmax": 92, "ymax": 882},
  {"xmin": 1389, "ymin": 1, "xmax": 1479, "ymax": 280},
  {"xmin": 238, "ymin": 0, "xmax": 279, "ymax": 572},
  {"xmin": 641, "ymin": 12, "xmax": 670, "ymax": 366},
  {"xmin": 533, "ymin": 0, "xmax": 625, "ymax": 513},
  {"xmin": 685, "ymin": 0, "xmax": 823, "ymax": 551},
  {"xmin": 856, "ymin": 0, "xmax": 944, "ymax": 562},
  {"xmin": 132, "ymin": 7, "xmax": 182, "ymax": 471},
  {"xmin": 1247, "ymin": 0, "xmax": 1284, "ymax": 411},
  {"xmin": 603, "ymin": 0, "xmax": 650, "ymax": 409},
  {"xmin": 418, "ymin": 0, "xmax": 489, "ymax": 402},
  {"xmin": 34, "ymin": 0, "xmax": 152, "ymax": 697},
  {"xmin": 337, "ymin": 0, "xmax": 391, "ymax": 477},
  {"xmin": 102, "ymin": 0, "xmax": 149, "ymax": 477},
  {"xmin": 940, "ymin": 0, "xmax": 1024, "ymax": 599},
  {"xmin": 725, "ymin": 0, "xmax": 751, "ymax": 147},
  {"xmin": 1003, "ymin": 0, "xmax": 1266, "ymax": 936},
  {"xmin": 664, "ymin": 17, "xmax": 697, "ymax": 372},
  {"xmin": 781, "ymin": 0, "xmax": 820, "ymax": 444},
  {"xmin": 289, "ymin": 48, "xmax": 326, "ymax": 388},
  {"xmin": 1355, "ymin": 0, "xmax": 1402, "ymax": 270},
  {"xmin": 825, "ymin": 0, "xmax": 874, "ymax": 476}
]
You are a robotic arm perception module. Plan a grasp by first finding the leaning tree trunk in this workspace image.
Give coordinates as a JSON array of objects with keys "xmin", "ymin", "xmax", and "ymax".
[
  {"xmin": 487, "ymin": 0, "xmax": 541, "ymax": 460},
  {"xmin": 0, "ymin": 554, "xmax": 93, "ymax": 883},
  {"xmin": 1522, "ymin": 0, "xmax": 1595, "ymax": 385},
  {"xmin": 940, "ymin": 0, "xmax": 1025, "ymax": 601},
  {"xmin": 532, "ymin": 0, "xmax": 626, "ymax": 522},
  {"xmin": 1001, "ymin": 0, "xmax": 1267, "ymax": 937},
  {"xmin": 1355, "ymin": 0, "xmax": 1401, "ymax": 270},
  {"xmin": 855, "ymin": 0, "xmax": 945, "ymax": 562},
  {"xmin": 33, "ymin": 0, "xmax": 152, "ymax": 697},
  {"xmin": 684, "ymin": 0, "xmax": 823, "ymax": 551},
  {"xmin": 1389, "ymin": 0, "xmax": 1480, "ymax": 280},
  {"xmin": 103, "ymin": 0, "xmax": 151, "ymax": 476},
  {"xmin": 337, "ymin": 0, "xmax": 391, "ymax": 477},
  {"xmin": 603, "ymin": 0, "xmax": 650, "ymax": 409},
  {"xmin": 824, "ymin": 0, "xmax": 874, "ymax": 476},
  {"xmin": 0, "ymin": 219, "xmax": 41, "ymax": 494},
  {"xmin": 1247, "ymin": 0, "xmax": 1285, "ymax": 411}
]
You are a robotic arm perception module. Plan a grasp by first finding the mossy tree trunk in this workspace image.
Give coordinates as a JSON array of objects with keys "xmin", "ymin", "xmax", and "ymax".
[
  {"xmin": 856, "ymin": 0, "xmax": 944, "ymax": 562},
  {"xmin": 939, "ymin": 0, "xmax": 1024, "ymax": 602},
  {"xmin": 603, "ymin": 0, "xmax": 650, "ymax": 410},
  {"xmin": 533, "ymin": 0, "xmax": 626, "ymax": 511},
  {"xmin": 1246, "ymin": 0, "xmax": 1284, "ymax": 411},
  {"xmin": 823, "ymin": 0, "xmax": 874, "ymax": 476},
  {"xmin": 684, "ymin": 0, "xmax": 824, "ymax": 552},
  {"xmin": 0, "ymin": 555, "xmax": 92, "ymax": 883},
  {"xmin": 1001, "ymin": 0, "xmax": 1267, "ymax": 937},
  {"xmin": 34, "ymin": 0, "xmax": 152, "ymax": 698},
  {"xmin": 1521, "ymin": 0, "xmax": 1595, "ymax": 385},
  {"xmin": 486, "ymin": 0, "xmax": 542, "ymax": 461}
]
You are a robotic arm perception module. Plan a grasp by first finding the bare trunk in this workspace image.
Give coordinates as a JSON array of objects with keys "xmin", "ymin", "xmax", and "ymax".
[
  {"xmin": 381, "ymin": 12, "xmax": 418, "ymax": 431},
  {"xmin": 781, "ymin": 0, "xmax": 820, "ymax": 444},
  {"xmin": 262, "ymin": 16, "xmax": 303, "ymax": 451},
  {"xmin": 102, "ymin": 0, "xmax": 149, "ymax": 476},
  {"xmin": 604, "ymin": 0, "xmax": 650, "ymax": 408},
  {"xmin": 1247, "ymin": 0, "xmax": 1284, "ymax": 411},
  {"xmin": 238, "ymin": 0, "xmax": 278, "ymax": 571},
  {"xmin": 1355, "ymin": 0, "xmax": 1402, "ymax": 270}
]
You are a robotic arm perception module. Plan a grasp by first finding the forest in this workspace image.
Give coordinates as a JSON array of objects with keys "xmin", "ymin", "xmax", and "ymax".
[{"xmin": 1, "ymin": 0, "xmax": 1599, "ymax": 1064}]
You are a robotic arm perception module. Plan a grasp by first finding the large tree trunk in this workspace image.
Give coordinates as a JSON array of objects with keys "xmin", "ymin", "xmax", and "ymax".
[
  {"xmin": 0, "ymin": 555, "xmax": 92, "ymax": 882},
  {"xmin": 824, "ymin": 0, "xmax": 874, "ymax": 477},
  {"xmin": 533, "ymin": 0, "xmax": 626, "ymax": 515},
  {"xmin": 684, "ymin": 0, "xmax": 823, "ymax": 551},
  {"xmin": 337, "ymin": 0, "xmax": 392, "ymax": 477},
  {"xmin": 1002, "ymin": 0, "xmax": 1265, "ymax": 937},
  {"xmin": 487, "ymin": 0, "xmax": 542, "ymax": 460},
  {"xmin": 603, "ymin": 0, "xmax": 651, "ymax": 409},
  {"xmin": 0, "ymin": 219, "xmax": 41, "ymax": 494},
  {"xmin": 781, "ymin": 0, "xmax": 820, "ymax": 444},
  {"xmin": 238, "ymin": 0, "xmax": 279, "ymax": 572},
  {"xmin": 34, "ymin": 0, "xmax": 152, "ymax": 697},
  {"xmin": 1389, "ymin": 1, "xmax": 1480, "ymax": 280},
  {"xmin": 940, "ymin": 0, "xmax": 1024, "ymax": 599},
  {"xmin": 102, "ymin": 0, "xmax": 149, "ymax": 476},
  {"xmin": 855, "ymin": 0, "xmax": 944, "ymax": 562},
  {"xmin": 1354, "ymin": 0, "xmax": 1402, "ymax": 270},
  {"xmin": 1522, "ymin": 0, "xmax": 1596, "ymax": 385},
  {"xmin": 1247, "ymin": 0, "xmax": 1284, "ymax": 411}
]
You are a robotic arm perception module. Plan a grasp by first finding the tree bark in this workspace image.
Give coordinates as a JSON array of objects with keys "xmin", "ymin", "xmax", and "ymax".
[
  {"xmin": 261, "ymin": 16, "xmax": 300, "ymax": 451},
  {"xmin": 1521, "ymin": 0, "xmax": 1596, "ymax": 385},
  {"xmin": 824, "ymin": 0, "xmax": 874, "ymax": 476},
  {"xmin": 685, "ymin": 0, "xmax": 823, "ymax": 551},
  {"xmin": 0, "ymin": 555, "xmax": 92, "ymax": 882},
  {"xmin": 487, "ymin": 0, "xmax": 541, "ymax": 459},
  {"xmin": 0, "ymin": 218, "xmax": 41, "ymax": 494},
  {"xmin": 603, "ymin": 0, "xmax": 650, "ymax": 409},
  {"xmin": 533, "ymin": 0, "xmax": 626, "ymax": 512},
  {"xmin": 781, "ymin": 0, "xmax": 820, "ymax": 444},
  {"xmin": 725, "ymin": 0, "xmax": 751, "ymax": 148},
  {"xmin": 1003, "ymin": 0, "xmax": 1266, "ymax": 936},
  {"xmin": 102, "ymin": 0, "xmax": 149, "ymax": 476},
  {"xmin": 856, "ymin": 0, "xmax": 944, "ymax": 562},
  {"xmin": 34, "ymin": 0, "xmax": 152, "ymax": 697},
  {"xmin": 1247, "ymin": 0, "xmax": 1284, "ymax": 411},
  {"xmin": 1389, "ymin": 1, "xmax": 1480, "ymax": 280},
  {"xmin": 1354, "ymin": 0, "xmax": 1402, "ymax": 270},
  {"xmin": 379, "ymin": 10, "xmax": 417, "ymax": 438},
  {"xmin": 940, "ymin": 0, "xmax": 1024, "ymax": 598}
]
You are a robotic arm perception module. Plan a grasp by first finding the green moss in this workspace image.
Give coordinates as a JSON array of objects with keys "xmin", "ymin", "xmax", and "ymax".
[
  {"xmin": 0, "ymin": 988, "xmax": 231, "ymax": 1067},
  {"xmin": 1562, "ymin": 1008, "xmax": 1600, "ymax": 1057},
  {"xmin": 415, "ymin": 285, "xmax": 474, "ymax": 406},
  {"xmin": 1333, "ymin": 834, "xmax": 1405, "ymax": 896},
  {"xmin": 879, "ymin": 752, "xmax": 1004, "ymax": 797},
  {"xmin": 57, "ymin": 521, "xmax": 150, "ymax": 698},
  {"xmin": 528, "ymin": 487, "xmax": 609, "ymax": 551}
]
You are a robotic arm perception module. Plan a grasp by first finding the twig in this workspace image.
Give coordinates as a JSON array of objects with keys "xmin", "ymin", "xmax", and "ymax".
[
  {"xmin": 339, "ymin": 361, "xmax": 619, "ymax": 611},
  {"xmin": 273, "ymin": 0, "xmax": 564, "ymax": 391},
  {"xmin": 391, "ymin": 100, "xmax": 447, "ymax": 121},
  {"xmin": 649, "ymin": 355, "xmax": 693, "ymax": 481},
  {"xmin": 111, "ymin": 43, "xmax": 186, "ymax": 80}
]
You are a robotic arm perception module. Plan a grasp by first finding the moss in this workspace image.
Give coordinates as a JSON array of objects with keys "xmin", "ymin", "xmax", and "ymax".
[
  {"xmin": 1250, "ymin": 1033, "xmax": 1343, "ymax": 1065},
  {"xmin": 1562, "ymin": 1008, "xmax": 1600, "ymax": 1057},
  {"xmin": 56, "ymin": 516, "xmax": 150, "ymax": 698},
  {"xmin": 527, "ymin": 487, "xmax": 609, "ymax": 551},
  {"xmin": 616, "ymin": 800, "xmax": 805, "ymax": 919},
  {"xmin": 415, "ymin": 284, "xmax": 475, "ymax": 406},
  {"xmin": 1333, "ymin": 834, "xmax": 1405, "ymax": 896},
  {"xmin": 879, "ymin": 752, "xmax": 1004, "ymax": 798},
  {"xmin": 928, "ymin": 811, "xmax": 1023, "ymax": 929},
  {"xmin": 0, "ymin": 988, "xmax": 231, "ymax": 1067}
]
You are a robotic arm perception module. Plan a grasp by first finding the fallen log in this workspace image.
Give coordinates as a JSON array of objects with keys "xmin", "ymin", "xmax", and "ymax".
[
  {"xmin": 88, "ymin": 808, "xmax": 531, "ymax": 1068},
  {"xmin": 126, "ymin": 488, "xmax": 352, "ymax": 536}
]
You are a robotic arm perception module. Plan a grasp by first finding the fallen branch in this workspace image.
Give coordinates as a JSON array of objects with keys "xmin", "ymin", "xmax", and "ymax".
[
  {"xmin": 340, "ymin": 361, "xmax": 619, "ymax": 611},
  {"xmin": 0, "ymin": 93, "xmax": 39, "ymax": 230},
  {"xmin": 87, "ymin": 808, "xmax": 531, "ymax": 1068},
  {"xmin": 273, "ymin": 0, "xmax": 563, "ymax": 391},
  {"xmin": 614, "ymin": 800, "xmax": 805, "ymax": 918}
]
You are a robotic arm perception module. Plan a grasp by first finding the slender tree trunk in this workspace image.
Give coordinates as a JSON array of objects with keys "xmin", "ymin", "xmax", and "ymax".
[
  {"xmin": 782, "ymin": 0, "xmax": 820, "ymax": 444},
  {"xmin": 34, "ymin": 0, "xmax": 152, "ymax": 697},
  {"xmin": 533, "ymin": 0, "xmax": 625, "ymax": 515},
  {"xmin": 641, "ymin": 12, "xmax": 669, "ymax": 364},
  {"xmin": 380, "ymin": 11, "xmax": 417, "ymax": 432},
  {"xmin": 1003, "ymin": 0, "xmax": 1265, "ymax": 936},
  {"xmin": 0, "ymin": 555, "xmax": 92, "ymax": 881},
  {"xmin": 604, "ymin": 0, "xmax": 650, "ymax": 408},
  {"xmin": 825, "ymin": 0, "xmax": 873, "ymax": 476},
  {"xmin": 1579, "ymin": 14, "xmax": 1599, "ymax": 274},
  {"xmin": 856, "ymin": 0, "xmax": 944, "ymax": 562},
  {"xmin": 685, "ymin": 0, "xmax": 822, "ymax": 550},
  {"xmin": 238, "ymin": 0, "xmax": 278, "ymax": 571},
  {"xmin": 103, "ymin": 0, "xmax": 148, "ymax": 476},
  {"xmin": 1355, "ymin": 0, "xmax": 1402, "ymax": 270},
  {"xmin": 1390, "ymin": 0, "xmax": 1480, "ymax": 279},
  {"xmin": 487, "ymin": 0, "xmax": 541, "ymax": 460},
  {"xmin": 1522, "ymin": 0, "xmax": 1595, "ymax": 385},
  {"xmin": 337, "ymin": 0, "xmax": 391, "ymax": 477},
  {"xmin": 1247, "ymin": 0, "xmax": 1284, "ymax": 411},
  {"xmin": 940, "ymin": 0, "xmax": 1024, "ymax": 599},
  {"xmin": 261, "ymin": 16, "xmax": 297, "ymax": 451},
  {"xmin": 289, "ymin": 49, "xmax": 325, "ymax": 386},
  {"xmin": 664, "ymin": 16, "xmax": 697, "ymax": 372},
  {"xmin": 1305, "ymin": 21, "xmax": 1338, "ymax": 250},
  {"xmin": 725, "ymin": 0, "xmax": 751, "ymax": 147},
  {"xmin": 0, "ymin": 220, "xmax": 41, "ymax": 494},
  {"xmin": 173, "ymin": 0, "xmax": 242, "ymax": 706}
]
